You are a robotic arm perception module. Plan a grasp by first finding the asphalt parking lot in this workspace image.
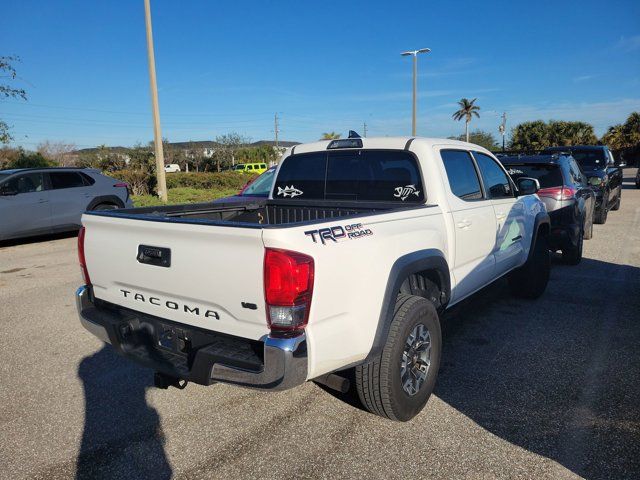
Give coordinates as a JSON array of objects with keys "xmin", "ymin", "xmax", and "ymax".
[{"xmin": 1, "ymin": 169, "xmax": 639, "ymax": 480}]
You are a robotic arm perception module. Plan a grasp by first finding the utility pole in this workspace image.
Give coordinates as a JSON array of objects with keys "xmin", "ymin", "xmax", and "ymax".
[
  {"xmin": 401, "ymin": 48, "xmax": 431, "ymax": 136},
  {"xmin": 144, "ymin": 0, "xmax": 167, "ymax": 202},
  {"xmin": 363, "ymin": 121, "xmax": 368, "ymax": 137},
  {"xmin": 499, "ymin": 111, "xmax": 507, "ymax": 152},
  {"xmin": 274, "ymin": 113, "xmax": 279, "ymax": 149}
]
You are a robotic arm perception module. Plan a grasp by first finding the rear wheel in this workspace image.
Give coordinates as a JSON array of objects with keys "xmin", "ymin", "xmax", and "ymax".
[
  {"xmin": 562, "ymin": 225, "xmax": 583, "ymax": 265},
  {"xmin": 508, "ymin": 230, "xmax": 550, "ymax": 299},
  {"xmin": 92, "ymin": 203, "xmax": 118, "ymax": 211},
  {"xmin": 355, "ymin": 294, "xmax": 441, "ymax": 421}
]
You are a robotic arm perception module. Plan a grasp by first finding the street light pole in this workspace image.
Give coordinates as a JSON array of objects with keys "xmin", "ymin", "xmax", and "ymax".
[
  {"xmin": 401, "ymin": 48, "xmax": 430, "ymax": 136},
  {"xmin": 144, "ymin": 0, "xmax": 167, "ymax": 202}
]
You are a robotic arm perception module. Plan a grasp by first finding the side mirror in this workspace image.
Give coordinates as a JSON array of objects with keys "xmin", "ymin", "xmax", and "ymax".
[
  {"xmin": 588, "ymin": 176, "xmax": 602, "ymax": 187},
  {"xmin": 516, "ymin": 177, "xmax": 539, "ymax": 195},
  {"xmin": 0, "ymin": 185, "xmax": 18, "ymax": 196}
]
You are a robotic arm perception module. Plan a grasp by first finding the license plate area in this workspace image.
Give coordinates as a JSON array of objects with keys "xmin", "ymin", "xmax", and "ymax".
[{"xmin": 156, "ymin": 323, "xmax": 192, "ymax": 356}]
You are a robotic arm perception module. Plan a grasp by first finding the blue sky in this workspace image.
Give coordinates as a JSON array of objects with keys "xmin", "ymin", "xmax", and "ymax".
[{"xmin": 1, "ymin": 0, "xmax": 639, "ymax": 149}]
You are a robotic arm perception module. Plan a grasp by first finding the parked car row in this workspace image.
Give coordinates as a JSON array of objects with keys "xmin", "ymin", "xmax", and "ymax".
[{"xmin": 497, "ymin": 145, "xmax": 625, "ymax": 264}]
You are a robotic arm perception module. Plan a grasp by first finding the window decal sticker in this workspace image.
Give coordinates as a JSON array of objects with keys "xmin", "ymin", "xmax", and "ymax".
[
  {"xmin": 277, "ymin": 185, "xmax": 303, "ymax": 198},
  {"xmin": 393, "ymin": 184, "xmax": 420, "ymax": 201}
]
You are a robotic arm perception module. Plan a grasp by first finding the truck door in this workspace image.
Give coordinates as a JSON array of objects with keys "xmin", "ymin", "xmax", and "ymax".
[
  {"xmin": 472, "ymin": 152, "xmax": 525, "ymax": 276},
  {"xmin": 439, "ymin": 149, "xmax": 497, "ymax": 301}
]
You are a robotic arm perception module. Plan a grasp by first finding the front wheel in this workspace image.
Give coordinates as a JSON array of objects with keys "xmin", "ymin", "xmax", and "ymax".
[
  {"xmin": 508, "ymin": 230, "xmax": 550, "ymax": 299},
  {"xmin": 594, "ymin": 194, "xmax": 609, "ymax": 225},
  {"xmin": 355, "ymin": 294, "xmax": 441, "ymax": 421},
  {"xmin": 610, "ymin": 192, "xmax": 621, "ymax": 211},
  {"xmin": 583, "ymin": 213, "xmax": 594, "ymax": 240}
]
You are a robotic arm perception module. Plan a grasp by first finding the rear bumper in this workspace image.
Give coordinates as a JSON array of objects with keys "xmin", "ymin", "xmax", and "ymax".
[{"xmin": 76, "ymin": 285, "xmax": 308, "ymax": 391}]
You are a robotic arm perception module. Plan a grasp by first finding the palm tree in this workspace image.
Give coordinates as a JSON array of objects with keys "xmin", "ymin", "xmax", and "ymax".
[
  {"xmin": 452, "ymin": 98, "xmax": 481, "ymax": 142},
  {"xmin": 321, "ymin": 132, "xmax": 341, "ymax": 140}
]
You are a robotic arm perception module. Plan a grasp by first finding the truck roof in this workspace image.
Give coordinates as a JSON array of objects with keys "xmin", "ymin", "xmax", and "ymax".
[{"xmin": 287, "ymin": 136, "xmax": 490, "ymax": 155}]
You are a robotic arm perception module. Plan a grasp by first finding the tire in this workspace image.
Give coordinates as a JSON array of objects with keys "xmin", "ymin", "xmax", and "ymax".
[
  {"xmin": 594, "ymin": 202, "xmax": 608, "ymax": 225},
  {"xmin": 562, "ymin": 225, "xmax": 583, "ymax": 265},
  {"xmin": 355, "ymin": 294, "xmax": 442, "ymax": 422},
  {"xmin": 92, "ymin": 203, "xmax": 118, "ymax": 211},
  {"xmin": 610, "ymin": 192, "xmax": 621, "ymax": 211},
  {"xmin": 583, "ymin": 214, "xmax": 593, "ymax": 240},
  {"xmin": 508, "ymin": 230, "xmax": 550, "ymax": 299}
]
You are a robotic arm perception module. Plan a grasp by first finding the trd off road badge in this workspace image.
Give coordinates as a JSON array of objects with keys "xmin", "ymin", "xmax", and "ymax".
[
  {"xmin": 277, "ymin": 185, "xmax": 303, "ymax": 198},
  {"xmin": 394, "ymin": 184, "xmax": 420, "ymax": 201},
  {"xmin": 304, "ymin": 223, "xmax": 373, "ymax": 245}
]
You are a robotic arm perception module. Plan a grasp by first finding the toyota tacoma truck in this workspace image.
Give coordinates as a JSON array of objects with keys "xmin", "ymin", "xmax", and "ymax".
[{"xmin": 76, "ymin": 137, "xmax": 550, "ymax": 421}]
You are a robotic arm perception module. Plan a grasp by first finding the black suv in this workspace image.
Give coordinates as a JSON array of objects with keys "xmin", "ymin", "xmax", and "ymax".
[
  {"xmin": 499, "ymin": 154, "xmax": 595, "ymax": 265},
  {"xmin": 542, "ymin": 145, "xmax": 623, "ymax": 224}
]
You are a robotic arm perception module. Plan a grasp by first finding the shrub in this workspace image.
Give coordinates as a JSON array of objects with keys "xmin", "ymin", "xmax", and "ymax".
[
  {"xmin": 112, "ymin": 169, "xmax": 156, "ymax": 196},
  {"xmin": 165, "ymin": 171, "xmax": 257, "ymax": 191}
]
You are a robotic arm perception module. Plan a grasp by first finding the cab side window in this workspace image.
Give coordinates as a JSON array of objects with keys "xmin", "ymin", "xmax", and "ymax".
[
  {"xmin": 50, "ymin": 172, "xmax": 85, "ymax": 189},
  {"xmin": 473, "ymin": 152, "xmax": 514, "ymax": 198},
  {"xmin": 440, "ymin": 150, "xmax": 483, "ymax": 201},
  {"xmin": 6, "ymin": 173, "xmax": 45, "ymax": 194}
]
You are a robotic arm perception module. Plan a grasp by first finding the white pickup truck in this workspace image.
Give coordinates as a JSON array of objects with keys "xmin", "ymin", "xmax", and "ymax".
[{"xmin": 76, "ymin": 137, "xmax": 550, "ymax": 421}]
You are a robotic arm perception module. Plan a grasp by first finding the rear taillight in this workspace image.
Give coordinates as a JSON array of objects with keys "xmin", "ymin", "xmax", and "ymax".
[
  {"xmin": 537, "ymin": 186, "xmax": 576, "ymax": 201},
  {"xmin": 78, "ymin": 226, "xmax": 91, "ymax": 286},
  {"xmin": 114, "ymin": 182, "xmax": 131, "ymax": 195},
  {"xmin": 264, "ymin": 248, "xmax": 314, "ymax": 334}
]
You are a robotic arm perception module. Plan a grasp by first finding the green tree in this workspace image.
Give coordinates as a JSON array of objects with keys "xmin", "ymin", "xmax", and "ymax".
[
  {"xmin": 236, "ymin": 144, "xmax": 277, "ymax": 164},
  {"xmin": 602, "ymin": 112, "xmax": 640, "ymax": 151},
  {"xmin": 601, "ymin": 124, "xmax": 626, "ymax": 150},
  {"xmin": 212, "ymin": 133, "xmax": 249, "ymax": 172},
  {"xmin": 0, "ymin": 56, "xmax": 28, "ymax": 144},
  {"xmin": 321, "ymin": 132, "xmax": 341, "ymax": 140},
  {"xmin": 452, "ymin": 98, "xmax": 481, "ymax": 142},
  {"xmin": 509, "ymin": 120, "xmax": 550, "ymax": 151},
  {"xmin": 449, "ymin": 129, "xmax": 499, "ymax": 150},
  {"xmin": 548, "ymin": 120, "xmax": 597, "ymax": 146},
  {"xmin": 6, "ymin": 148, "xmax": 54, "ymax": 169}
]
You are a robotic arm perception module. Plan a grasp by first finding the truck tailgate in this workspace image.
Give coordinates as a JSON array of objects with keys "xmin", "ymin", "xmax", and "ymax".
[{"xmin": 82, "ymin": 213, "xmax": 269, "ymax": 340}]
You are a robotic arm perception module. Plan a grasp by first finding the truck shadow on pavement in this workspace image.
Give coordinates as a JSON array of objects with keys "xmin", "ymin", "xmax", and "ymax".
[
  {"xmin": 435, "ymin": 257, "xmax": 640, "ymax": 480},
  {"xmin": 76, "ymin": 345, "xmax": 172, "ymax": 480}
]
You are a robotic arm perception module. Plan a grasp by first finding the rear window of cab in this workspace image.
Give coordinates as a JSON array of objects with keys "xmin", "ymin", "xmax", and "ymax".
[{"xmin": 273, "ymin": 150, "xmax": 425, "ymax": 202}]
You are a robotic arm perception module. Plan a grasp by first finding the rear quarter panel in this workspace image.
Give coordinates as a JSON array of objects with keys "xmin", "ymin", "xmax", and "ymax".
[{"xmin": 262, "ymin": 206, "xmax": 447, "ymax": 379}]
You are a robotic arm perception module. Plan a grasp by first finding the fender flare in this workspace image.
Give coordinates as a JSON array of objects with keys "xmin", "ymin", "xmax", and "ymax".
[
  {"xmin": 526, "ymin": 211, "xmax": 550, "ymax": 262},
  {"xmin": 363, "ymin": 249, "xmax": 451, "ymax": 363},
  {"xmin": 85, "ymin": 195, "xmax": 125, "ymax": 211}
]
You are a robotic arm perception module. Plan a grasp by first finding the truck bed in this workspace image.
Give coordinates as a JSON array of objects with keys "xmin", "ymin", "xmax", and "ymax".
[{"xmin": 86, "ymin": 199, "xmax": 421, "ymax": 227}]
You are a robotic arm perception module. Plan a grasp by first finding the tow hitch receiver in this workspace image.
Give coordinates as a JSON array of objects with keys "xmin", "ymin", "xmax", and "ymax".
[{"xmin": 154, "ymin": 371, "xmax": 188, "ymax": 390}]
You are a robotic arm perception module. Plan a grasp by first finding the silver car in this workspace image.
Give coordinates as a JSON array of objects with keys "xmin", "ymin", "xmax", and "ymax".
[{"xmin": 0, "ymin": 167, "xmax": 133, "ymax": 241}]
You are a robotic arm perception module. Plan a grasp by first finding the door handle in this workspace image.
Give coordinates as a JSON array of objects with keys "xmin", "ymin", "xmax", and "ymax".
[
  {"xmin": 456, "ymin": 220, "xmax": 472, "ymax": 229},
  {"xmin": 38, "ymin": 199, "xmax": 48, "ymax": 203},
  {"xmin": 496, "ymin": 212, "xmax": 506, "ymax": 220}
]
